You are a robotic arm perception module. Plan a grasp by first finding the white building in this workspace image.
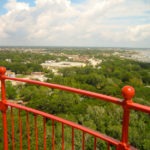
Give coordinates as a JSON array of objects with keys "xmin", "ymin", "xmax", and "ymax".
[
  {"xmin": 41, "ymin": 61, "xmax": 86, "ymax": 70},
  {"xmin": 88, "ymin": 58, "xmax": 102, "ymax": 67}
]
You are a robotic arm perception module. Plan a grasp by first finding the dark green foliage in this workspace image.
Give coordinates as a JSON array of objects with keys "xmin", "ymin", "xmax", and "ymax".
[{"xmin": 6, "ymin": 81, "xmax": 17, "ymax": 100}]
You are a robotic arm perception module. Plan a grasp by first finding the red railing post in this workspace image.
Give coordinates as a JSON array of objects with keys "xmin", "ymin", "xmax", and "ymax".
[
  {"xmin": 117, "ymin": 86, "xmax": 135, "ymax": 150},
  {"xmin": 0, "ymin": 67, "xmax": 8, "ymax": 150}
]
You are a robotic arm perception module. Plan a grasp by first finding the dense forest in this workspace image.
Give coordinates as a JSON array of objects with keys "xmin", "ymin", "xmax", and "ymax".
[{"xmin": 0, "ymin": 49, "xmax": 150, "ymax": 149}]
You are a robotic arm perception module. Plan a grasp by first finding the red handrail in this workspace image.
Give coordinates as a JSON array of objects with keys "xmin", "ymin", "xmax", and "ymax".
[{"xmin": 0, "ymin": 66, "xmax": 150, "ymax": 150}]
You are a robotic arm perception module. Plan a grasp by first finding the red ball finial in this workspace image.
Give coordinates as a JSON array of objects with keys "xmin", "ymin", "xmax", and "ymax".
[
  {"xmin": 0, "ymin": 67, "xmax": 6, "ymax": 75},
  {"xmin": 122, "ymin": 85, "xmax": 135, "ymax": 100}
]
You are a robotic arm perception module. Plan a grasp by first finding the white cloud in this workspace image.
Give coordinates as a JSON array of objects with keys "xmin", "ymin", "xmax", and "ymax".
[
  {"xmin": 0, "ymin": 0, "xmax": 150, "ymax": 47},
  {"xmin": 127, "ymin": 24, "xmax": 150, "ymax": 41},
  {"xmin": 5, "ymin": 0, "xmax": 29, "ymax": 11}
]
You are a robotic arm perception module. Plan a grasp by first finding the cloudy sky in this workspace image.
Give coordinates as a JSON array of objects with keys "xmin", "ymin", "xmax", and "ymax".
[{"xmin": 0, "ymin": 0, "xmax": 150, "ymax": 48}]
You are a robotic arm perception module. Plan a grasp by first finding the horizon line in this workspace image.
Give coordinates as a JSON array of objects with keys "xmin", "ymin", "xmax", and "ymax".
[{"xmin": 0, "ymin": 45, "xmax": 150, "ymax": 49}]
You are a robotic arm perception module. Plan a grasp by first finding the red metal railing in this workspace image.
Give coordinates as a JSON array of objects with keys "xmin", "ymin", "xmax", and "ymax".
[{"xmin": 0, "ymin": 66, "xmax": 150, "ymax": 150}]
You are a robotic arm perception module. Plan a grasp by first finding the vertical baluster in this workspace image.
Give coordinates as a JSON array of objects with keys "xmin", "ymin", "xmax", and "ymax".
[
  {"xmin": 94, "ymin": 137, "xmax": 97, "ymax": 150},
  {"xmin": 2, "ymin": 111, "xmax": 8, "ymax": 150},
  {"xmin": 52, "ymin": 120, "xmax": 55, "ymax": 150},
  {"xmin": 18, "ymin": 109, "xmax": 22, "ymax": 150},
  {"xmin": 43, "ymin": 117, "xmax": 47, "ymax": 150},
  {"xmin": 107, "ymin": 142, "xmax": 110, "ymax": 150},
  {"xmin": 72, "ymin": 127, "xmax": 74, "ymax": 150},
  {"xmin": 34, "ymin": 115, "xmax": 38, "ymax": 150},
  {"xmin": 26, "ymin": 112, "xmax": 30, "ymax": 150},
  {"xmin": 62, "ymin": 123, "xmax": 64, "ymax": 150},
  {"xmin": 10, "ymin": 107, "xmax": 15, "ymax": 150},
  {"xmin": 82, "ymin": 132, "xmax": 85, "ymax": 150}
]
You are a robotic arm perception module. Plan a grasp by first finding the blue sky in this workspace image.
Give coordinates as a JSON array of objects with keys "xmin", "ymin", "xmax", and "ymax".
[
  {"xmin": 0, "ymin": 0, "xmax": 7, "ymax": 14},
  {"xmin": 0, "ymin": 0, "xmax": 150, "ymax": 48}
]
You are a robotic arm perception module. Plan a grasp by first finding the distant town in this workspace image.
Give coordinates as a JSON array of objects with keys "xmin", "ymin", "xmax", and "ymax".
[
  {"xmin": 0, "ymin": 46, "xmax": 150, "ymax": 87},
  {"xmin": 0, "ymin": 46, "xmax": 150, "ymax": 62}
]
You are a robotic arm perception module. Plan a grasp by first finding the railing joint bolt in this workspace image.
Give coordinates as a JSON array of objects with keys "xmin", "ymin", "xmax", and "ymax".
[{"xmin": 0, "ymin": 101, "xmax": 8, "ymax": 112}]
